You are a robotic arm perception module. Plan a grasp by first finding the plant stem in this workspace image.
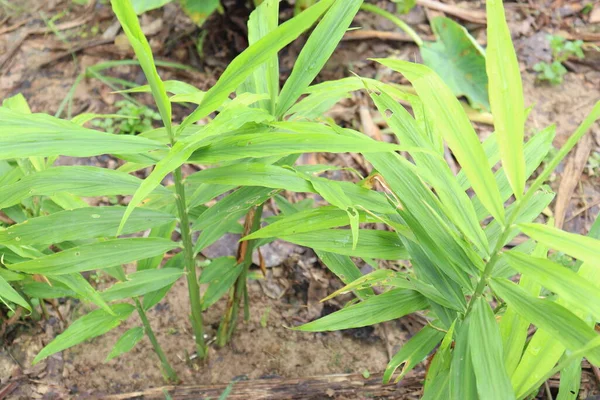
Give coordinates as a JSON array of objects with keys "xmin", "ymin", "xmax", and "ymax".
[
  {"xmin": 134, "ymin": 298, "xmax": 178, "ymax": 383},
  {"xmin": 217, "ymin": 205, "xmax": 263, "ymax": 346},
  {"xmin": 173, "ymin": 167, "xmax": 207, "ymax": 359}
]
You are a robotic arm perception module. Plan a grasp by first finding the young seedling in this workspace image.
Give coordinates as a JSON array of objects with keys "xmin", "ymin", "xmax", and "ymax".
[{"xmin": 534, "ymin": 34, "xmax": 585, "ymax": 85}]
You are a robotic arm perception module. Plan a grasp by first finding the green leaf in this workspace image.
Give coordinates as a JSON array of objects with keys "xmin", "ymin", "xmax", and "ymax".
[
  {"xmin": 185, "ymin": 163, "xmax": 313, "ymax": 193},
  {"xmin": 556, "ymin": 358, "xmax": 581, "ymax": 400},
  {"xmin": 180, "ymin": 0, "xmax": 335, "ymax": 130},
  {"xmin": 106, "ymin": 326, "xmax": 144, "ymax": 361},
  {"xmin": 130, "ymin": 0, "xmax": 171, "ymax": 14},
  {"xmin": 0, "ymin": 273, "xmax": 31, "ymax": 312},
  {"xmin": 52, "ymin": 273, "xmax": 114, "ymax": 315},
  {"xmin": 421, "ymin": 17, "xmax": 489, "ymax": 110},
  {"xmin": 0, "ymin": 108, "xmax": 166, "ymax": 159},
  {"xmin": 296, "ymin": 289, "xmax": 428, "ymax": 331},
  {"xmin": 245, "ymin": 206, "xmax": 372, "ymax": 240},
  {"xmin": 21, "ymin": 280, "xmax": 75, "ymax": 299},
  {"xmin": 373, "ymin": 59, "xmax": 505, "ymax": 223},
  {"xmin": 0, "ymin": 166, "xmax": 169, "ymax": 210},
  {"xmin": 486, "ymin": 0, "xmax": 526, "ymax": 199},
  {"xmin": 275, "ymin": 0, "xmax": 363, "ymax": 118},
  {"xmin": 111, "ymin": 0, "xmax": 173, "ymax": 139},
  {"xmin": 199, "ymin": 256, "xmax": 242, "ymax": 310},
  {"xmin": 7, "ymin": 238, "xmax": 179, "ymax": 275},
  {"xmin": 449, "ymin": 318, "xmax": 478, "ymax": 399},
  {"xmin": 0, "ymin": 207, "xmax": 175, "ymax": 246},
  {"xmin": 280, "ymin": 229, "xmax": 407, "ymax": 260},
  {"xmin": 383, "ymin": 325, "xmax": 444, "ymax": 384},
  {"xmin": 469, "ymin": 297, "xmax": 515, "ymax": 399},
  {"xmin": 33, "ymin": 303, "xmax": 135, "ymax": 364},
  {"xmin": 316, "ymin": 251, "xmax": 374, "ymax": 299},
  {"xmin": 181, "ymin": 0, "xmax": 220, "ymax": 27},
  {"xmin": 243, "ymin": 0, "xmax": 279, "ymax": 113},
  {"xmin": 519, "ymin": 223, "xmax": 600, "ymax": 269},
  {"xmin": 491, "ymin": 278, "xmax": 600, "ymax": 366},
  {"xmin": 188, "ymin": 126, "xmax": 407, "ymax": 164},
  {"xmin": 101, "ymin": 268, "xmax": 183, "ymax": 302},
  {"xmin": 143, "ymin": 252, "xmax": 185, "ymax": 310},
  {"xmin": 504, "ymin": 251, "xmax": 600, "ymax": 322}
]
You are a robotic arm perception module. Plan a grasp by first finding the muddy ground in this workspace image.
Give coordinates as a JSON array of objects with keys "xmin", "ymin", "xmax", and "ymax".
[{"xmin": 1, "ymin": 0, "xmax": 600, "ymax": 399}]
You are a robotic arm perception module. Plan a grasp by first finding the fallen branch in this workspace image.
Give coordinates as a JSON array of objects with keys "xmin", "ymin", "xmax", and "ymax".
[
  {"xmin": 416, "ymin": 0, "xmax": 486, "ymax": 24},
  {"xmin": 102, "ymin": 373, "xmax": 423, "ymax": 400}
]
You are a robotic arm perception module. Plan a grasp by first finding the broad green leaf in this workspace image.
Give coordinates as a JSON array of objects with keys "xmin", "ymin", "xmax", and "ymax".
[
  {"xmin": 486, "ymin": 0, "xmax": 525, "ymax": 198},
  {"xmin": 7, "ymin": 238, "xmax": 179, "ymax": 275},
  {"xmin": 369, "ymin": 85, "xmax": 488, "ymax": 253},
  {"xmin": 111, "ymin": 0, "xmax": 173, "ymax": 139},
  {"xmin": 383, "ymin": 325, "xmax": 444, "ymax": 383},
  {"xmin": 180, "ymin": 0, "xmax": 335, "ymax": 130},
  {"xmin": 192, "ymin": 186, "xmax": 275, "ymax": 232},
  {"xmin": 198, "ymin": 256, "xmax": 242, "ymax": 310},
  {"xmin": 504, "ymin": 251, "xmax": 600, "ymax": 322},
  {"xmin": 469, "ymin": 297, "xmax": 515, "ymax": 399},
  {"xmin": 245, "ymin": 207, "xmax": 373, "ymax": 241},
  {"xmin": 33, "ymin": 303, "xmax": 135, "ymax": 364},
  {"xmin": 143, "ymin": 252, "xmax": 185, "ymax": 310},
  {"xmin": 0, "ymin": 274, "xmax": 31, "ymax": 312},
  {"xmin": 21, "ymin": 280, "xmax": 75, "ymax": 299},
  {"xmin": 374, "ymin": 59, "xmax": 505, "ymax": 223},
  {"xmin": 181, "ymin": 0, "xmax": 220, "ymax": 26},
  {"xmin": 188, "ymin": 128, "xmax": 408, "ymax": 164},
  {"xmin": 130, "ymin": 0, "xmax": 170, "ymax": 14},
  {"xmin": 519, "ymin": 223, "xmax": 600, "ymax": 269},
  {"xmin": 0, "ymin": 108, "xmax": 166, "ymax": 159},
  {"xmin": 275, "ymin": 0, "xmax": 363, "ymax": 117},
  {"xmin": 106, "ymin": 326, "xmax": 144, "ymax": 361},
  {"xmin": 101, "ymin": 268, "xmax": 183, "ymax": 302},
  {"xmin": 52, "ymin": 273, "xmax": 114, "ymax": 315},
  {"xmin": 450, "ymin": 318, "xmax": 478, "ymax": 399},
  {"xmin": 0, "ymin": 207, "xmax": 175, "ymax": 246},
  {"xmin": 421, "ymin": 17, "xmax": 489, "ymax": 110},
  {"xmin": 0, "ymin": 166, "xmax": 170, "ymax": 210},
  {"xmin": 491, "ymin": 278, "xmax": 600, "ymax": 366},
  {"xmin": 296, "ymin": 289, "xmax": 428, "ymax": 331},
  {"xmin": 185, "ymin": 163, "xmax": 313, "ymax": 193},
  {"xmin": 280, "ymin": 229, "xmax": 407, "ymax": 260}
]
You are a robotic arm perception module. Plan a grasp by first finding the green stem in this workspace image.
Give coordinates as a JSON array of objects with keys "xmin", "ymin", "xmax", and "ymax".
[
  {"xmin": 360, "ymin": 3, "xmax": 424, "ymax": 47},
  {"xmin": 134, "ymin": 298, "xmax": 178, "ymax": 383},
  {"xmin": 173, "ymin": 167, "xmax": 207, "ymax": 359},
  {"xmin": 217, "ymin": 205, "xmax": 264, "ymax": 346}
]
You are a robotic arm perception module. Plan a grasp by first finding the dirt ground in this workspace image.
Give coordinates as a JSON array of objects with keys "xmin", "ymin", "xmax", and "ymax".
[{"xmin": 1, "ymin": 0, "xmax": 600, "ymax": 399}]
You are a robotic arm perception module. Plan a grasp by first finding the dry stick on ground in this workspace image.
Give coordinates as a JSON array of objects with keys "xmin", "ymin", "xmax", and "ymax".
[
  {"xmin": 102, "ymin": 373, "xmax": 423, "ymax": 400},
  {"xmin": 342, "ymin": 30, "xmax": 432, "ymax": 43},
  {"xmin": 416, "ymin": 0, "xmax": 487, "ymax": 24},
  {"xmin": 553, "ymin": 133, "xmax": 593, "ymax": 229}
]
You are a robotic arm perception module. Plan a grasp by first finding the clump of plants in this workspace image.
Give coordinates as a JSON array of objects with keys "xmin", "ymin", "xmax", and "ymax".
[
  {"xmin": 534, "ymin": 34, "xmax": 585, "ymax": 85},
  {"xmin": 1, "ymin": 0, "xmax": 599, "ymax": 398},
  {"xmin": 0, "ymin": 0, "xmax": 393, "ymax": 383}
]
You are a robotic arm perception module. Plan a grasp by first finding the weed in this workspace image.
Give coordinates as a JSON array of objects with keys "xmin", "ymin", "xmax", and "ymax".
[
  {"xmin": 91, "ymin": 100, "xmax": 161, "ymax": 135},
  {"xmin": 534, "ymin": 34, "xmax": 584, "ymax": 85}
]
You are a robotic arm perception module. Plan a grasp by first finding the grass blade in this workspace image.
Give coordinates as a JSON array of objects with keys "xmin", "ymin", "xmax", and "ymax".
[{"xmin": 486, "ymin": 0, "xmax": 526, "ymax": 198}]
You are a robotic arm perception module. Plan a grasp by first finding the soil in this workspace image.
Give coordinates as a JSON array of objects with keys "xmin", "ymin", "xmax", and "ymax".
[{"xmin": 1, "ymin": 0, "xmax": 600, "ymax": 399}]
